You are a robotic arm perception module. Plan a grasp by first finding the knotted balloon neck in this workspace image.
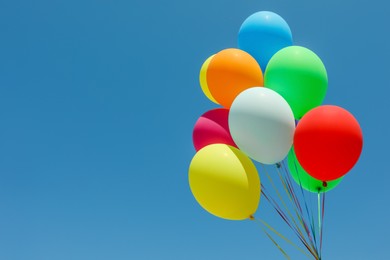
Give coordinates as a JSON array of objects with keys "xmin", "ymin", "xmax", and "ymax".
[
  {"xmin": 322, "ymin": 181, "xmax": 328, "ymax": 188},
  {"xmin": 276, "ymin": 162, "xmax": 281, "ymax": 168},
  {"xmin": 249, "ymin": 215, "xmax": 255, "ymax": 220}
]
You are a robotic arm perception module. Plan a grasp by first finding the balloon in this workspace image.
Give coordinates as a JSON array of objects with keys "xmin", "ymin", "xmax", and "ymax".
[
  {"xmin": 229, "ymin": 87, "xmax": 295, "ymax": 164},
  {"xmin": 207, "ymin": 48, "xmax": 263, "ymax": 108},
  {"xmin": 238, "ymin": 11, "xmax": 293, "ymax": 72},
  {"xmin": 192, "ymin": 108, "xmax": 237, "ymax": 151},
  {"xmin": 294, "ymin": 105, "xmax": 363, "ymax": 181},
  {"xmin": 287, "ymin": 148, "xmax": 342, "ymax": 193},
  {"xmin": 199, "ymin": 55, "xmax": 218, "ymax": 104},
  {"xmin": 188, "ymin": 144, "xmax": 260, "ymax": 220},
  {"xmin": 264, "ymin": 46, "xmax": 328, "ymax": 119}
]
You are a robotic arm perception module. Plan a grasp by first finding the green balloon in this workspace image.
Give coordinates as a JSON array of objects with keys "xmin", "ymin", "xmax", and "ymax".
[
  {"xmin": 287, "ymin": 148, "xmax": 342, "ymax": 193},
  {"xmin": 264, "ymin": 46, "xmax": 328, "ymax": 119}
]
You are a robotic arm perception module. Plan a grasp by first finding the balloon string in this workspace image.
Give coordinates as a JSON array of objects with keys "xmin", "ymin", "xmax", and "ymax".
[
  {"xmin": 281, "ymin": 161, "xmax": 319, "ymax": 257},
  {"xmin": 309, "ymin": 202, "xmax": 319, "ymax": 254},
  {"xmin": 291, "ymin": 153, "xmax": 320, "ymax": 256},
  {"xmin": 263, "ymin": 228, "xmax": 291, "ymax": 260},
  {"xmin": 280, "ymin": 161, "xmax": 312, "ymax": 239},
  {"xmin": 275, "ymin": 166, "xmax": 318, "ymax": 253},
  {"xmin": 261, "ymin": 164, "xmax": 304, "ymax": 231},
  {"xmin": 261, "ymin": 164, "xmax": 319, "ymax": 259},
  {"xmin": 281, "ymin": 162, "xmax": 303, "ymax": 213},
  {"xmin": 282, "ymin": 162, "xmax": 314, "ymax": 246},
  {"xmin": 276, "ymin": 167, "xmax": 304, "ymax": 228},
  {"xmin": 261, "ymin": 186, "xmax": 314, "ymax": 255},
  {"xmin": 261, "ymin": 165, "xmax": 311, "ymax": 248},
  {"xmin": 251, "ymin": 217, "xmax": 312, "ymax": 259},
  {"xmin": 318, "ymin": 192, "xmax": 321, "ymax": 255},
  {"xmin": 320, "ymin": 192, "xmax": 326, "ymax": 257},
  {"xmin": 261, "ymin": 186, "xmax": 292, "ymax": 227},
  {"xmin": 282, "ymin": 161, "xmax": 308, "ymax": 222}
]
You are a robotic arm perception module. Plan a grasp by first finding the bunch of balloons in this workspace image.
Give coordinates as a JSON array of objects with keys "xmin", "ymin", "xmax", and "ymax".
[{"xmin": 189, "ymin": 11, "xmax": 363, "ymax": 221}]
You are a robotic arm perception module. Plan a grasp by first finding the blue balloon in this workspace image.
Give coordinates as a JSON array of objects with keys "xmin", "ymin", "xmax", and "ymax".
[{"xmin": 238, "ymin": 11, "xmax": 293, "ymax": 72}]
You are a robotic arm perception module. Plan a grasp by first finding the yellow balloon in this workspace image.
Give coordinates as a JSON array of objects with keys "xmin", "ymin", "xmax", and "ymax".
[
  {"xmin": 199, "ymin": 55, "xmax": 218, "ymax": 104},
  {"xmin": 188, "ymin": 144, "xmax": 260, "ymax": 220}
]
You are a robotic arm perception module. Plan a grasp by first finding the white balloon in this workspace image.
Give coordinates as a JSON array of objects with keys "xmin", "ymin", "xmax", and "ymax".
[{"xmin": 229, "ymin": 87, "xmax": 295, "ymax": 164}]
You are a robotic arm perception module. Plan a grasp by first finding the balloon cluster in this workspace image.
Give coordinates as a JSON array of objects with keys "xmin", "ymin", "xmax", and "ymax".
[{"xmin": 189, "ymin": 11, "xmax": 363, "ymax": 221}]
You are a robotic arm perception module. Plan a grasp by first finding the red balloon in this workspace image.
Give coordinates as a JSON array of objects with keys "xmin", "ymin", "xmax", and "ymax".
[
  {"xmin": 192, "ymin": 108, "xmax": 237, "ymax": 151},
  {"xmin": 294, "ymin": 105, "xmax": 363, "ymax": 181}
]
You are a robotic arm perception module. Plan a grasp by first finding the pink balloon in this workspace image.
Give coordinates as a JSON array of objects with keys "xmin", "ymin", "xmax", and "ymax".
[{"xmin": 192, "ymin": 108, "xmax": 237, "ymax": 151}]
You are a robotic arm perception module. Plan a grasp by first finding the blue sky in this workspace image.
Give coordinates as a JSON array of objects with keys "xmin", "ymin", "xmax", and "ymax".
[{"xmin": 0, "ymin": 0, "xmax": 388, "ymax": 259}]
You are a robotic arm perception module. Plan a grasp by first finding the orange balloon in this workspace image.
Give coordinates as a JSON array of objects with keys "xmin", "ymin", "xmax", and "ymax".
[{"xmin": 207, "ymin": 48, "xmax": 264, "ymax": 108}]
